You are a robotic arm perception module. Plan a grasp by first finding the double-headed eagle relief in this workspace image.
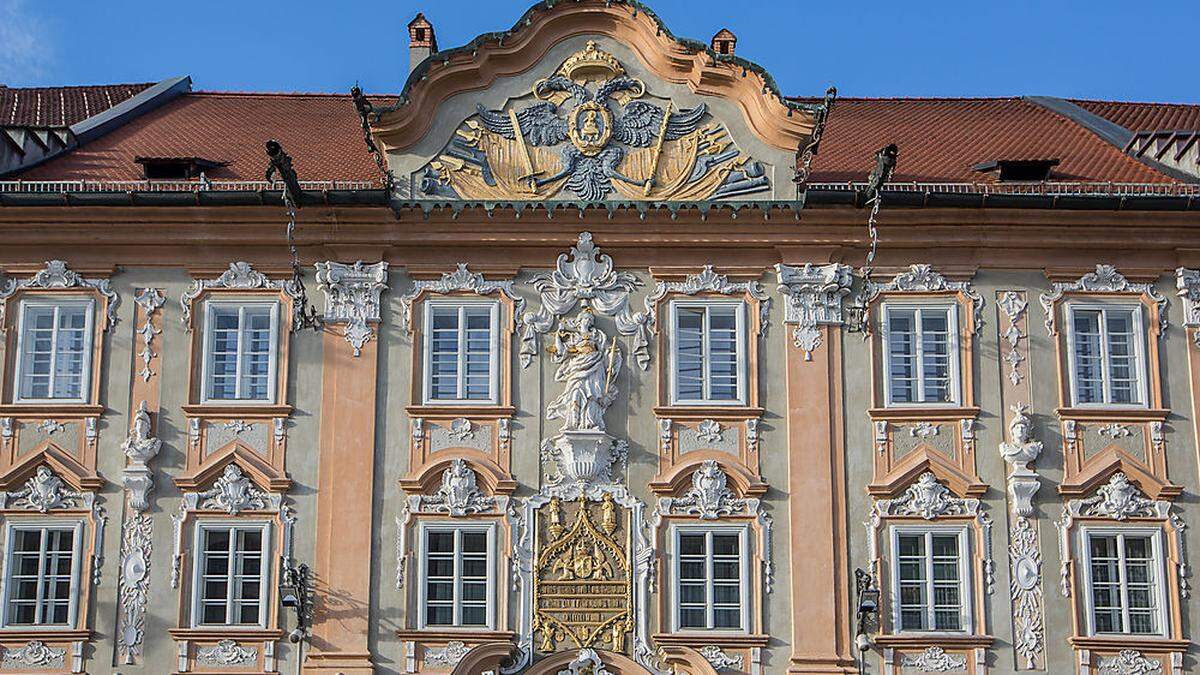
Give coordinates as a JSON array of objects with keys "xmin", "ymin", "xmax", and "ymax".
[{"xmin": 419, "ymin": 41, "xmax": 771, "ymax": 201}]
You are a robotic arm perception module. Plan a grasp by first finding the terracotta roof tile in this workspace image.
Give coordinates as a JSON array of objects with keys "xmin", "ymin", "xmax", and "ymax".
[
  {"xmin": 1070, "ymin": 99, "xmax": 1200, "ymax": 133},
  {"xmin": 0, "ymin": 83, "xmax": 153, "ymax": 128},
  {"xmin": 800, "ymin": 97, "xmax": 1176, "ymax": 183},
  {"xmin": 17, "ymin": 92, "xmax": 390, "ymax": 184}
]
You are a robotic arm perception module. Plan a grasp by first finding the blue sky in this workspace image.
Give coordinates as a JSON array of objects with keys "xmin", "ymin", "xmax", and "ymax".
[{"xmin": 3, "ymin": 0, "xmax": 1197, "ymax": 103}]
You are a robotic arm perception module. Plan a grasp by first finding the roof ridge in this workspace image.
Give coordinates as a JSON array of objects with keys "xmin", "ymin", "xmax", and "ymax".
[
  {"xmin": 4, "ymin": 83, "xmax": 154, "ymax": 92},
  {"xmin": 785, "ymin": 95, "xmax": 1023, "ymax": 102},
  {"xmin": 189, "ymin": 90, "xmax": 399, "ymax": 99},
  {"xmin": 1069, "ymin": 98, "xmax": 1200, "ymax": 108}
]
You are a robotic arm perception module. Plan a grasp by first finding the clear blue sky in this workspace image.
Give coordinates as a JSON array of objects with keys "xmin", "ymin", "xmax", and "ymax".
[{"xmin": 3, "ymin": 0, "xmax": 1197, "ymax": 103}]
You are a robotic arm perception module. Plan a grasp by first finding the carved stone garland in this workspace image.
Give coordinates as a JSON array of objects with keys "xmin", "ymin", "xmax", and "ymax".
[
  {"xmin": 900, "ymin": 646, "xmax": 968, "ymax": 672},
  {"xmin": 998, "ymin": 291, "xmax": 1027, "ymax": 386},
  {"xmin": 315, "ymin": 260, "xmax": 389, "ymax": 356},
  {"xmin": 1056, "ymin": 472, "xmax": 1188, "ymax": 600},
  {"xmin": 774, "ymin": 263, "xmax": 853, "ymax": 361},
  {"xmin": 0, "ymin": 465, "xmax": 106, "ymax": 584},
  {"xmin": 999, "ymin": 404, "xmax": 1045, "ymax": 670},
  {"xmin": 180, "ymin": 261, "xmax": 303, "ymax": 330},
  {"xmin": 0, "ymin": 259, "xmax": 121, "ymax": 327},
  {"xmin": 399, "ymin": 262, "xmax": 523, "ymax": 332},
  {"xmin": 1040, "ymin": 264, "xmax": 1168, "ymax": 337},
  {"xmin": 134, "ymin": 288, "xmax": 165, "ymax": 381},
  {"xmin": 116, "ymin": 401, "xmax": 162, "ymax": 664},
  {"xmin": 869, "ymin": 264, "xmax": 986, "ymax": 334},
  {"xmin": 866, "ymin": 472, "xmax": 994, "ymax": 595},
  {"xmin": 519, "ymin": 232, "xmax": 650, "ymax": 368}
]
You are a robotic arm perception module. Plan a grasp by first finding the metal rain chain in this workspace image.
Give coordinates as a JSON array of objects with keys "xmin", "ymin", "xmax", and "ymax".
[
  {"xmin": 845, "ymin": 143, "xmax": 899, "ymax": 332},
  {"xmin": 265, "ymin": 139, "xmax": 322, "ymax": 332}
]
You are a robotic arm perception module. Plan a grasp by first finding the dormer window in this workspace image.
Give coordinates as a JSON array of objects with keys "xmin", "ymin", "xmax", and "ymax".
[
  {"xmin": 135, "ymin": 156, "xmax": 226, "ymax": 180},
  {"xmin": 972, "ymin": 158, "xmax": 1060, "ymax": 182}
]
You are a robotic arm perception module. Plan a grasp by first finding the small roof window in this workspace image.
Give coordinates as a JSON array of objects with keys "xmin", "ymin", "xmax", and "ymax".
[
  {"xmin": 972, "ymin": 158, "xmax": 1060, "ymax": 182},
  {"xmin": 134, "ymin": 156, "xmax": 227, "ymax": 180}
]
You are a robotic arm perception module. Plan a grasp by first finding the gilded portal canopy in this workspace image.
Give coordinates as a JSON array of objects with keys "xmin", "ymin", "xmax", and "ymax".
[{"xmin": 417, "ymin": 40, "xmax": 773, "ymax": 201}]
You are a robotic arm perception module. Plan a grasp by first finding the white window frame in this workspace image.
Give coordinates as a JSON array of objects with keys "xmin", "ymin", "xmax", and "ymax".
[
  {"xmin": 12, "ymin": 299, "xmax": 96, "ymax": 404},
  {"xmin": 668, "ymin": 299, "xmax": 749, "ymax": 406},
  {"xmin": 881, "ymin": 301, "xmax": 961, "ymax": 407},
  {"xmin": 1064, "ymin": 302, "xmax": 1149, "ymax": 408},
  {"xmin": 421, "ymin": 299, "xmax": 501, "ymax": 406},
  {"xmin": 1078, "ymin": 525, "xmax": 1169, "ymax": 638},
  {"xmin": 189, "ymin": 520, "xmax": 273, "ymax": 629},
  {"xmin": 668, "ymin": 523, "xmax": 751, "ymax": 633},
  {"xmin": 199, "ymin": 300, "xmax": 280, "ymax": 404},
  {"xmin": 889, "ymin": 523, "xmax": 973, "ymax": 635},
  {"xmin": 0, "ymin": 519, "xmax": 85, "ymax": 629},
  {"xmin": 416, "ymin": 520, "xmax": 497, "ymax": 630}
]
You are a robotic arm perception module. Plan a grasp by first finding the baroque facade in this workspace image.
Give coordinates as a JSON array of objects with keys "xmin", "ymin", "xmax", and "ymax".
[{"xmin": 0, "ymin": 2, "xmax": 1199, "ymax": 674}]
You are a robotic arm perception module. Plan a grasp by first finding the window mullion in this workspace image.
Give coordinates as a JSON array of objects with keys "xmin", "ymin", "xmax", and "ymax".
[
  {"xmin": 1116, "ymin": 533, "xmax": 1132, "ymax": 634},
  {"xmin": 47, "ymin": 306, "xmax": 61, "ymax": 399},
  {"xmin": 34, "ymin": 530, "xmax": 48, "ymax": 625},
  {"xmin": 701, "ymin": 308, "xmax": 712, "ymax": 401},
  {"xmin": 233, "ymin": 307, "xmax": 247, "ymax": 400},
  {"xmin": 457, "ymin": 307, "xmax": 468, "ymax": 399},
  {"xmin": 925, "ymin": 531, "xmax": 936, "ymax": 630},
  {"xmin": 226, "ymin": 528, "xmax": 238, "ymax": 624},
  {"xmin": 914, "ymin": 309, "xmax": 927, "ymax": 403},
  {"xmin": 454, "ymin": 529, "xmax": 464, "ymax": 626},
  {"xmin": 706, "ymin": 531, "xmax": 715, "ymax": 629},
  {"xmin": 1098, "ymin": 309, "xmax": 1114, "ymax": 405}
]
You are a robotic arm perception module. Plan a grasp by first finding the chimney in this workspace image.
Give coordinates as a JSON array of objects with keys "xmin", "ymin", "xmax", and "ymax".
[
  {"xmin": 408, "ymin": 13, "xmax": 437, "ymax": 73},
  {"xmin": 711, "ymin": 28, "xmax": 737, "ymax": 56}
]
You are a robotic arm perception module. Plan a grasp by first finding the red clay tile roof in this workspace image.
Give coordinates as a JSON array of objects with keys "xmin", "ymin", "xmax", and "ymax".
[
  {"xmin": 17, "ymin": 92, "xmax": 389, "ymax": 184},
  {"xmin": 0, "ymin": 83, "xmax": 153, "ymax": 128},
  {"xmin": 800, "ymin": 97, "xmax": 1177, "ymax": 183},
  {"xmin": 1071, "ymin": 100, "xmax": 1200, "ymax": 133}
]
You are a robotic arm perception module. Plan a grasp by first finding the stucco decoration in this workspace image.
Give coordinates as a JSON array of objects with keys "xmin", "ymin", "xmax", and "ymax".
[
  {"xmin": 1177, "ymin": 268, "xmax": 1200, "ymax": 346},
  {"xmin": 316, "ymin": 260, "xmax": 389, "ymax": 356},
  {"xmin": 400, "ymin": 263, "xmax": 523, "ymax": 332},
  {"xmin": 699, "ymin": 645, "xmax": 744, "ymax": 671},
  {"xmin": 196, "ymin": 639, "xmax": 257, "ymax": 666},
  {"xmin": 1, "ymin": 640, "xmax": 66, "ymax": 669},
  {"xmin": 997, "ymin": 290, "xmax": 1027, "ymax": 385},
  {"xmin": 419, "ymin": 459, "xmax": 496, "ymax": 516},
  {"xmin": 775, "ymin": 263, "xmax": 854, "ymax": 361},
  {"xmin": 1096, "ymin": 650, "xmax": 1163, "ymax": 675},
  {"xmin": 3, "ymin": 465, "xmax": 86, "ymax": 512},
  {"xmin": 134, "ymin": 288, "xmax": 165, "ymax": 381},
  {"xmin": 869, "ymin": 264, "xmax": 985, "ymax": 334},
  {"xmin": 117, "ymin": 513, "xmax": 152, "ymax": 664},
  {"xmin": 1041, "ymin": 264, "xmax": 1168, "ymax": 336},
  {"xmin": 645, "ymin": 265, "xmax": 770, "ymax": 333},
  {"xmin": 429, "ymin": 420, "xmax": 492, "ymax": 454},
  {"xmin": 555, "ymin": 649, "xmax": 613, "ymax": 675},
  {"xmin": 180, "ymin": 261, "xmax": 302, "ymax": 330},
  {"xmin": 1056, "ymin": 473, "xmax": 1189, "ymax": 600},
  {"xmin": 521, "ymin": 232, "xmax": 650, "ymax": 369},
  {"xmin": 868, "ymin": 472, "xmax": 993, "ymax": 594},
  {"xmin": 900, "ymin": 646, "xmax": 967, "ymax": 672},
  {"xmin": 1009, "ymin": 516, "xmax": 1044, "ymax": 670},
  {"xmin": 666, "ymin": 460, "xmax": 742, "ymax": 520},
  {"xmin": 0, "ymin": 259, "xmax": 120, "ymax": 328},
  {"xmin": 194, "ymin": 464, "xmax": 270, "ymax": 515},
  {"xmin": 1000, "ymin": 404, "xmax": 1043, "ymax": 517},
  {"xmin": 418, "ymin": 41, "xmax": 770, "ymax": 203},
  {"xmin": 172, "ymin": 481, "xmax": 292, "ymax": 589},
  {"xmin": 424, "ymin": 641, "xmax": 471, "ymax": 669},
  {"xmin": 121, "ymin": 401, "xmax": 161, "ymax": 513}
]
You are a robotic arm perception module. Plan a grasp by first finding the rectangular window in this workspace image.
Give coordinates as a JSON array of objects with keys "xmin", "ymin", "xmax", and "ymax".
[
  {"xmin": 1084, "ymin": 530, "xmax": 1165, "ymax": 636},
  {"xmin": 1068, "ymin": 305, "xmax": 1145, "ymax": 406},
  {"xmin": 671, "ymin": 302, "xmax": 746, "ymax": 405},
  {"xmin": 883, "ymin": 305, "xmax": 959, "ymax": 406},
  {"xmin": 674, "ymin": 527, "xmax": 747, "ymax": 631},
  {"xmin": 193, "ymin": 524, "xmax": 270, "ymax": 627},
  {"xmin": 15, "ymin": 301, "xmax": 94, "ymax": 403},
  {"xmin": 423, "ymin": 302, "xmax": 499, "ymax": 404},
  {"xmin": 420, "ymin": 524, "xmax": 494, "ymax": 628},
  {"xmin": 202, "ymin": 302, "xmax": 278, "ymax": 403},
  {"xmin": 892, "ymin": 527, "xmax": 969, "ymax": 632},
  {"xmin": 2, "ymin": 524, "xmax": 81, "ymax": 627}
]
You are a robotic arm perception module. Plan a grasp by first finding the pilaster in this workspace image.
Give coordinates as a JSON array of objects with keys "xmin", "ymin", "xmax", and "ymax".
[{"xmin": 305, "ymin": 262, "xmax": 387, "ymax": 674}]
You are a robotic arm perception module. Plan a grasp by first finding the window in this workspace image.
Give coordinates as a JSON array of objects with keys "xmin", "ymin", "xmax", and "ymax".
[
  {"xmin": 670, "ymin": 301, "xmax": 746, "ymax": 405},
  {"xmin": 891, "ymin": 526, "xmax": 970, "ymax": 632},
  {"xmin": 419, "ymin": 523, "xmax": 494, "ymax": 628},
  {"xmin": 883, "ymin": 304, "xmax": 959, "ymax": 406},
  {"xmin": 1, "ymin": 523, "xmax": 82, "ymax": 627},
  {"xmin": 1067, "ymin": 305, "xmax": 1146, "ymax": 406},
  {"xmin": 202, "ymin": 302, "xmax": 278, "ymax": 403},
  {"xmin": 673, "ymin": 526, "xmax": 748, "ymax": 631},
  {"xmin": 1082, "ymin": 529, "xmax": 1166, "ymax": 636},
  {"xmin": 422, "ymin": 302, "xmax": 499, "ymax": 404},
  {"xmin": 192, "ymin": 523, "xmax": 270, "ymax": 627},
  {"xmin": 14, "ymin": 300, "xmax": 94, "ymax": 403}
]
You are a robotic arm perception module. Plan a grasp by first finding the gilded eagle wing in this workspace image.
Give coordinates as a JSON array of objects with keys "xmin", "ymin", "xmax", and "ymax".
[
  {"xmin": 612, "ymin": 101, "xmax": 709, "ymax": 147},
  {"xmin": 474, "ymin": 102, "xmax": 568, "ymax": 146}
]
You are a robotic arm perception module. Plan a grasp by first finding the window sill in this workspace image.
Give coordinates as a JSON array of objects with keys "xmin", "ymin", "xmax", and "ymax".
[
  {"xmin": 181, "ymin": 403, "xmax": 293, "ymax": 417},
  {"xmin": 168, "ymin": 627, "xmax": 284, "ymax": 640},
  {"xmin": 873, "ymin": 633, "xmax": 993, "ymax": 648},
  {"xmin": 653, "ymin": 632, "xmax": 768, "ymax": 647},
  {"xmin": 0, "ymin": 403, "xmax": 103, "ymax": 417},
  {"xmin": 405, "ymin": 404, "xmax": 516, "ymax": 418},
  {"xmin": 395, "ymin": 628, "xmax": 515, "ymax": 641},
  {"xmin": 868, "ymin": 406, "xmax": 980, "ymax": 420},
  {"xmin": 1056, "ymin": 406, "xmax": 1169, "ymax": 422},
  {"xmin": 1068, "ymin": 635, "xmax": 1188, "ymax": 651},
  {"xmin": 0, "ymin": 627, "xmax": 90, "ymax": 640},
  {"xmin": 652, "ymin": 405, "xmax": 765, "ymax": 419}
]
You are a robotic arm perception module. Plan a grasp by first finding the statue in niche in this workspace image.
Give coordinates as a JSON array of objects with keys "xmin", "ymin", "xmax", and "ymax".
[{"xmin": 546, "ymin": 309, "xmax": 622, "ymax": 432}]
